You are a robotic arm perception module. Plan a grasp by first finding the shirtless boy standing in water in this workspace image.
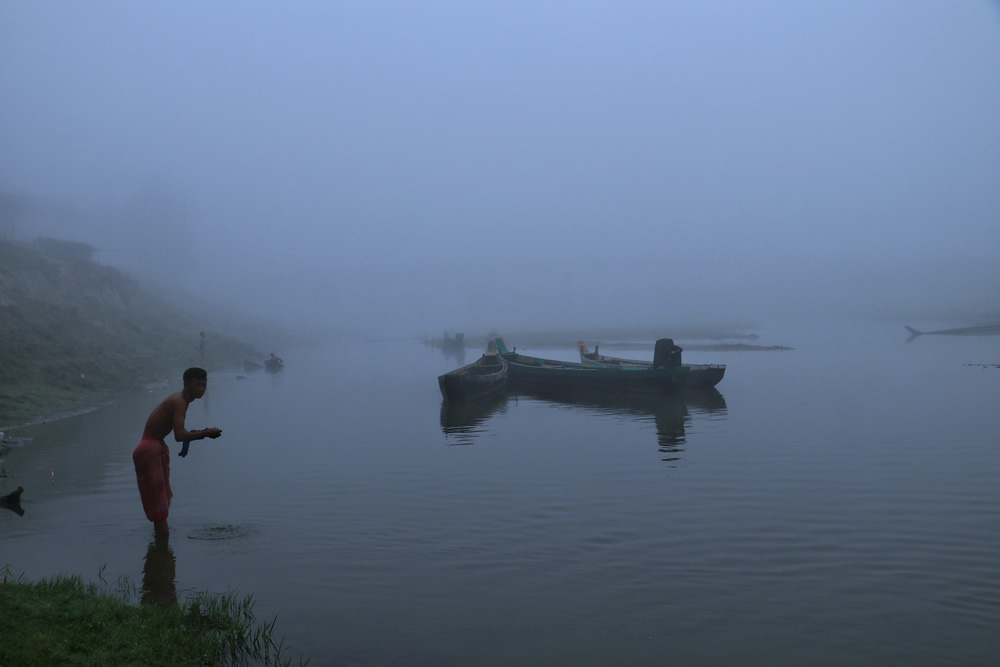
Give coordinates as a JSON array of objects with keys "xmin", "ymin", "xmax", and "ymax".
[{"xmin": 133, "ymin": 367, "xmax": 222, "ymax": 536}]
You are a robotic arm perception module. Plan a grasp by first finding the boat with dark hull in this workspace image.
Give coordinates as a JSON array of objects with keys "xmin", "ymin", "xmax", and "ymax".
[
  {"xmin": 578, "ymin": 340, "xmax": 648, "ymax": 366},
  {"xmin": 497, "ymin": 338, "xmax": 724, "ymax": 393},
  {"xmin": 438, "ymin": 341, "xmax": 508, "ymax": 402},
  {"xmin": 578, "ymin": 339, "xmax": 727, "ymax": 381}
]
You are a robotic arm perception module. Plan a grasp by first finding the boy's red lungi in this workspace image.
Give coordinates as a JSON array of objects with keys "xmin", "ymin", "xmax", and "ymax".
[{"xmin": 133, "ymin": 436, "xmax": 172, "ymax": 522}]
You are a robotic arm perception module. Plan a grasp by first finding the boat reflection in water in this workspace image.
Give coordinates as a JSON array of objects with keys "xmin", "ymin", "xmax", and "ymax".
[
  {"xmin": 439, "ymin": 393, "xmax": 511, "ymax": 445},
  {"xmin": 512, "ymin": 386, "xmax": 727, "ymax": 462}
]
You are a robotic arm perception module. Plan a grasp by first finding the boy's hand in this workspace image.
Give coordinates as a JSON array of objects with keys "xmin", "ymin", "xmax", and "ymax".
[
  {"xmin": 179, "ymin": 428, "xmax": 220, "ymax": 457},
  {"xmin": 178, "ymin": 431, "xmax": 201, "ymax": 458}
]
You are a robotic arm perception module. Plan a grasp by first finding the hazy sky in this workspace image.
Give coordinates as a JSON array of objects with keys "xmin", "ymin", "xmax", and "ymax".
[{"xmin": 2, "ymin": 1, "xmax": 999, "ymax": 336}]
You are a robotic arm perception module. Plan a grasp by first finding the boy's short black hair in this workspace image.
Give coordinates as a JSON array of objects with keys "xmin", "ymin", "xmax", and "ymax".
[{"xmin": 183, "ymin": 367, "xmax": 208, "ymax": 383}]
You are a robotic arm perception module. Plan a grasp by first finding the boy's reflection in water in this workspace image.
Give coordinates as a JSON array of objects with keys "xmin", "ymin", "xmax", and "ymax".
[{"xmin": 141, "ymin": 534, "xmax": 177, "ymax": 608}]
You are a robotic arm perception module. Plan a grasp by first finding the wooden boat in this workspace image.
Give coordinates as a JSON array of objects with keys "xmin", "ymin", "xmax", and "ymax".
[
  {"xmin": 577, "ymin": 340, "xmax": 649, "ymax": 366},
  {"xmin": 578, "ymin": 339, "xmax": 725, "ymax": 383},
  {"xmin": 497, "ymin": 338, "xmax": 725, "ymax": 393},
  {"xmin": 438, "ymin": 341, "xmax": 508, "ymax": 402}
]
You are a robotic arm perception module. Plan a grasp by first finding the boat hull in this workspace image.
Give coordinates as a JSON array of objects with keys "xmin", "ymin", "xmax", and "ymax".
[
  {"xmin": 438, "ymin": 356, "xmax": 508, "ymax": 402},
  {"xmin": 576, "ymin": 340, "xmax": 725, "ymax": 389},
  {"xmin": 498, "ymin": 338, "xmax": 724, "ymax": 393}
]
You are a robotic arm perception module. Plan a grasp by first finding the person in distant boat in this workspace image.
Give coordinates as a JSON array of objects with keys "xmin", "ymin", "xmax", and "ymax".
[
  {"xmin": 198, "ymin": 331, "xmax": 207, "ymax": 364},
  {"xmin": 268, "ymin": 352, "xmax": 284, "ymax": 368},
  {"xmin": 132, "ymin": 367, "xmax": 222, "ymax": 537}
]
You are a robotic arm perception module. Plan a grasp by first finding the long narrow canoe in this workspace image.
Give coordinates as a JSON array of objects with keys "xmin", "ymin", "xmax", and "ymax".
[
  {"xmin": 438, "ymin": 342, "xmax": 508, "ymax": 402},
  {"xmin": 496, "ymin": 338, "xmax": 724, "ymax": 393}
]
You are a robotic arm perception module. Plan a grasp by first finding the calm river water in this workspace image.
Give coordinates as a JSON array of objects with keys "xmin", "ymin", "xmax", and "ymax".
[{"xmin": 2, "ymin": 322, "xmax": 998, "ymax": 666}]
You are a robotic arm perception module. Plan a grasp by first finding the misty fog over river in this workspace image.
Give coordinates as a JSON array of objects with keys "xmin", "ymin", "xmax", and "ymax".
[
  {"xmin": 2, "ymin": 323, "xmax": 998, "ymax": 665},
  {"xmin": 2, "ymin": 2, "xmax": 999, "ymax": 663},
  {"xmin": 2, "ymin": 2, "xmax": 999, "ymax": 338}
]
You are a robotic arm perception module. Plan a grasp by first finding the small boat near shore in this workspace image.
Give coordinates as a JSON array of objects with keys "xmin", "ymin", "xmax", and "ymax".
[
  {"xmin": 438, "ymin": 341, "xmax": 508, "ymax": 402},
  {"xmin": 264, "ymin": 353, "xmax": 285, "ymax": 372},
  {"xmin": 497, "ymin": 338, "xmax": 724, "ymax": 393}
]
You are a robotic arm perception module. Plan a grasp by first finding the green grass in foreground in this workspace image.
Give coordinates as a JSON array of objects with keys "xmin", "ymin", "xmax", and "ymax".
[{"xmin": 0, "ymin": 566, "xmax": 309, "ymax": 666}]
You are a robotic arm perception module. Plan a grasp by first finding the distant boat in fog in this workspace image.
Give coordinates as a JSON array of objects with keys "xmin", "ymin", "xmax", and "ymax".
[
  {"xmin": 905, "ymin": 324, "xmax": 1000, "ymax": 342},
  {"xmin": 423, "ymin": 332, "xmax": 466, "ymax": 349}
]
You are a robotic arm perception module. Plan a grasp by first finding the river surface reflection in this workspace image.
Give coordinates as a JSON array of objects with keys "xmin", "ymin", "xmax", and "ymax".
[
  {"xmin": 1, "ymin": 324, "xmax": 999, "ymax": 666},
  {"xmin": 439, "ymin": 393, "xmax": 510, "ymax": 444},
  {"xmin": 510, "ymin": 385, "xmax": 727, "ymax": 461}
]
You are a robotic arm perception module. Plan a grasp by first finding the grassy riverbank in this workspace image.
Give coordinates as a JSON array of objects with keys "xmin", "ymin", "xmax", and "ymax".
[
  {"xmin": 0, "ymin": 567, "xmax": 307, "ymax": 666},
  {"xmin": 0, "ymin": 238, "xmax": 261, "ymax": 429}
]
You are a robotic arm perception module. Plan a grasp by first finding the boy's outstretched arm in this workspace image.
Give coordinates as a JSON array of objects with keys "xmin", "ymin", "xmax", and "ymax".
[{"xmin": 178, "ymin": 428, "xmax": 222, "ymax": 457}]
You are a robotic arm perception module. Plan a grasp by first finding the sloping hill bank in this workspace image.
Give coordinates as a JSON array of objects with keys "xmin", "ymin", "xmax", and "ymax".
[{"xmin": 0, "ymin": 238, "xmax": 259, "ymax": 428}]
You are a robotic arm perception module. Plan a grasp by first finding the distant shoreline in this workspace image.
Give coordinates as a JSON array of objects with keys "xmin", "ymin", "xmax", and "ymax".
[
  {"xmin": 0, "ymin": 379, "xmax": 173, "ymax": 434},
  {"xmin": 0, "ymin": 392, "xmax": 118, "ymax": 434}
]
